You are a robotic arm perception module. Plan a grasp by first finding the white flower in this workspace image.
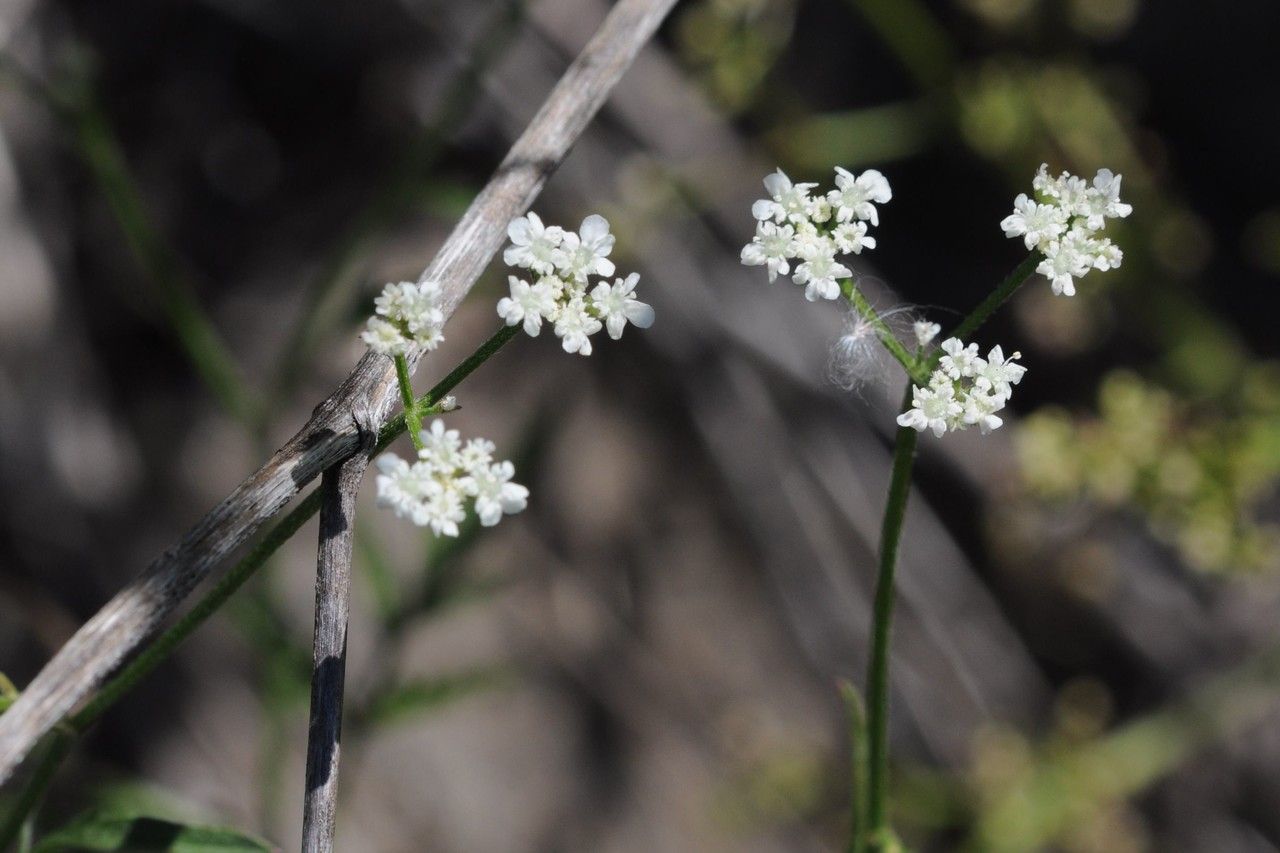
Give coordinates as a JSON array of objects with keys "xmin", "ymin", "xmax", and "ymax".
[
  {"xmin": 939, "ymin": 337, "xmax": 983, "ymax": 379},
  {"xmin": 961, "ymin": 387, "xmax": 1005, "ymax": 435},
  {"xmin": 418, "ymin": 419, "xmax": 461, "ymax": 473},
  {"xmin": 1033, "ymin": 164, "xmax": 1057, "ymax": 197},
  {"xmin": 589, "ymin": 272, "xmax": 655, "ymax": 340},
  {"xmin": 1036, "ymin": 238, "xmax": 1092, "ymax": 296},
  {"xmin": 913, "ymin": 321, "xmax": 940, "ymax": 347},
  {"xmin": 974, "ymin": 345, "xmax": 1025, "ymax": 402},
  {"xmin": 557, "ymin": 214, "xmax": 616, "ymax": 282},
  {"xmin": 897, "ymin": 380, "xmax": 963, "ymax": 437},
  {"xmin": 897, "ymin": 340, "xmax": 1026, "ymax": 438},
  {"xmin": 740, "ymin": 221, "xmax": 796, "ymax": 281},
  {"xmin": 501, "ymin": 211, "xmax": 653, "ymax": 355},
  {"xmin": 793, "ymin": 252, "xmax": 851, "ymax": 302},
  {"xmin": 503, "ymin": 212, "xmax": 565, "ymax": 275},
  {"xmin": 554, "ymin": 297, "xmax": 602, "ymax": 355},
  {"xmin": 458, "ymin": 437, "xmax": 495, "ymax": 476},
  {"xmin": 374, "ymin": 454, "xmax": 430, "ymax": 520},
  {"xmin": 362, "ymin": 280, "xmax": 445, "ymax": 355},
  {"xmin": 417, "ymin": 481, "xmax": 467, "ymax": 537},
  {"xmin": 1091, "ymin": 239, "xmax": 1123, "ymax": 271},
  {"xmin": 464, "ymin": 460, "xmax": 529, "ymax": 527},
  {"xmin": 752, "ymin": 169, "xmax": 818, "ymax": 224},
  {"xmin": 1056, "ymin": 174, "xmax": 1090, "ymax": 216},
  {"xmin": 1081, "ymin": 169, "xmax": 1132, "ymax": 228},
  {"xmin": 377, "ymin": 422, "xmax": 527, "ymax": 534},
  {"xmin": 1000, "ymin": 193, "xmax": 1068, "ymax": 251},
  {"xmin": 833, "ymin": 220, "xmax": 875, "ymax": 255},
  {"xmin": 497, "ymin": 276, "xmax": 558, "ymax": 336},
  {"xmin": 806, "ymin": 194, "xmax": 834, "ymax": 224},
  {"xmin": 1008, "ymin": 164, "xmax": 1131, "ymax": 296},
  {"xmin": 741, "ymin": 167, "xmax": 890, "ymax": 305},
  {"xmin": 361, "ymin": 316, "xmax": 407, "ymax": 356},
  {"xmin": 790, "ymin": 224, "xmax": 833, "ymax": 261},
  {"xmin": 829, "ymin": 167, "xmax": 892, "ymax": 225}
]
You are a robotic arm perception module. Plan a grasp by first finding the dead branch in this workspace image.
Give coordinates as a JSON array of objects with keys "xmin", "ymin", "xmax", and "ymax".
[{"xmin": 0, "ymin": 0, "xmax": 680, "ymax": 784}]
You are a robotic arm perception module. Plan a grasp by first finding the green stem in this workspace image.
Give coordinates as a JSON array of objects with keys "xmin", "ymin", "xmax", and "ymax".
[
  {"xmin": 944, "ymin": 252, "xmax": 1042, "ymax": 346},
  {"xmin": 416, "ymin": 325, "xmax": 521, "ymax": 414},
  {"xmin": 394, "ymin": 354, "xmax": 425, "ymax": 451},
  {"xmin": 0, "ymin": 729, "xmax": 72, "ymax": 850},
  {"xmin": 842, "ymin": 281, "xmax": 929, "ymax": 385},
  {"xmin": 863, "ymin": 396, "xmax": 919, "ymax": 851},
  {"xmin": 0, "ymin": 325, "xmax": 519, "ymax": 837}
]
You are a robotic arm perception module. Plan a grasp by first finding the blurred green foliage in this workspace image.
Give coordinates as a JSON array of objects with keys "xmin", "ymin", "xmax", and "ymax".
[{"xmin": 1018, "ymin": 370, "xmax": 1280, "ymax": 573}]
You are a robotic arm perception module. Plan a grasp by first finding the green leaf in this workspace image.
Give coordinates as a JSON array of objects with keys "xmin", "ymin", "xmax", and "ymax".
[
  {"xmin": 839, "ymin": 679, "xmax": 869, "ymax": 853},
  {"xmin": 33, "ymin": 810, "xmax": 274, "ymax": 852},
  {"xmin": 0, "ymin": 672, "xmax": 18, "ymax": 715},
  {"xmin": 357, "ymin": 667, "xmax": 509, "ymax": 728}
]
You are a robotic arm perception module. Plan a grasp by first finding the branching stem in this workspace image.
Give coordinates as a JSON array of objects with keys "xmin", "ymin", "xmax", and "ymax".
[
  {"xmin": 852, "ymin": 254, "xmax": 1039, "ymax": 851},
  {"xmin": 841, "ymin": 281, "xmax": 930, "ymax": 386},
  {"xmin": 394, "ymin": 354, "xmax": 425, "ymax": 451}
]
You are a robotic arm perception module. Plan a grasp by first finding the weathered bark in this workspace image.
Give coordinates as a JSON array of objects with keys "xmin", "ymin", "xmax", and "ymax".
[
  {"xmin": 0, "ymin": 0, "xmax": 681, "ymax": 785},
  {"xmin": 301, "ymin": 454, "xmax": 368, "ymax": 853}
]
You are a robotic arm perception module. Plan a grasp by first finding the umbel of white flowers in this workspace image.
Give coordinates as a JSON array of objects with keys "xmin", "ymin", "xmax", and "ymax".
[
  {"xmin": 897, "ymin": 339, "xmax": 1026, "ymax": 437},
  {"xmin": 361, "ymin": 280, "xmax": 447, "ymax": 356},
  {"xmin": 1001, "ymin": 164, "xmax": 1132, "ymax": 296},
  {"xmin": 498, "ymin": 212, "xmax": 654, "ymax": 356},
  {"xmin": 375, "ymin": 420, "xmax": 528, "ymax": 537},
  {"xmin": 740, "ymin": 166, "xmax": 891, "ymax": 301}
]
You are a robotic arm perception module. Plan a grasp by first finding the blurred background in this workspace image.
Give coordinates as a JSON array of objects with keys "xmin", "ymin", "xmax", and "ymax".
[{"xmin": 3, "ymin": 0, "xmax": 1280, "ymax": 849}]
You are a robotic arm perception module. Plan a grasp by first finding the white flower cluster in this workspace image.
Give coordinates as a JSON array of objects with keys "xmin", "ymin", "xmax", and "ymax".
[
  {"xmin": 741, "ymin": 167, "xmax": 891, "ymax": 301},
  {"xmin": 498, "ymin": 212, "xmax": 654, "ymax": 356},
  {"xmin": 1001, "ymin": 164, "xmax": 1132, "ymax": 297},
  {"xmin": 896, "ymin": 338, "xmax": 1026, "ymax": 437},
  {"xmin": 375, "ymin": 420, "xmax": 528, "ymax": 536},
  {"xmin": 361, "ymin": 280, "xmax": 447, "ymax": 356}
]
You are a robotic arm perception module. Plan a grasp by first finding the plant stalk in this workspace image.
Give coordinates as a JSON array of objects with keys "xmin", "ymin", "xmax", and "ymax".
[
  {"xmin": 842, "ymin": 281, "xmax": 930, "ymax": 385},
  {"xmin": 945, "ymin": 252, "xmax": 1042, "ymax": 345},
  {"xmin": 394, "ymin": 354, "xmax": 425, "ymax": 451},
  {"xmin": 862, "ymin": 400, "xmax": 919, "ymax": 851}
]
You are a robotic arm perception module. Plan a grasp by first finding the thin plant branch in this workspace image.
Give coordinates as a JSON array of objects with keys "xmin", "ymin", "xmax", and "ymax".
[
  {"xmin": 394, "ymin": 355, "xmax": 426, "ymax": 451},
  {"xmin": 944, "ymin": 252, "xmax": 1043, "ymax": 346},
  {"xmin": 862, "ymin": 402, "xmax": 918, "ymax": 852},
  {"xmin": 301, "ymin": 456, "xmax": 367, "ymax": 853},
  {"xmin": 0, "ymin": 323, "xmax": 514, "ymax": 833},
  {"xmin": 841, "ymin": 280, "xmax": 930, "ymax": 385},
  {"xmin": 0, "ymin": 0, "xmax": 678, "ymax": 784}
]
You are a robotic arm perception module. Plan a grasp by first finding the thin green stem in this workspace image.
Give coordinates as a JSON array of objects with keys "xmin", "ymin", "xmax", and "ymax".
[
  {"xmin": 69, "ymin": 492, "xmax": 324, "ymax": 732},
  {"xmin": 395, "ymin": 354, "xmax": 425, "ymax": 451},
  {"xmin": 863, "ymin": 391, "xmax": 919, "ymax": 852},
  {"xmin": 944, "ymin": 252, "xmax": 1042, "ymax": 347},
  {"xmin": 0, "ymin": 729, "xmax": 72, "ymax": 850},
  {"xmin": 417, "ymin": 324, "xmax": 521, "ymax": 412},
  {"xmin": 842, "ymin": 281, "xmax": 930, "ymax": 385}
]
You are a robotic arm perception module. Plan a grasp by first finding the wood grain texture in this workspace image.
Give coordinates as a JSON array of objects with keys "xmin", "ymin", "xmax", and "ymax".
[
  {"xmin": 0, "ymin": 0, "xmax": 680, "ymax": 785},
  {"xmin": 301, "ymin": 454, "xmax": 367, "ymax": 853}
]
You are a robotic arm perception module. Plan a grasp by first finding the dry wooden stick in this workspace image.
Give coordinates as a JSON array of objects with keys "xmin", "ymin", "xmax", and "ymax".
[
  {"xmin": 0, "ymin": 0, "xmax": 680, "ymax": 785},
  {"xmin": 301, "ymin": 454, "xmax": 368, "ymax": 853}
]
